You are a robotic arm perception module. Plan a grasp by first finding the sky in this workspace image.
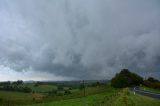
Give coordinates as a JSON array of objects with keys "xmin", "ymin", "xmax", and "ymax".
[{"xmin": 0, "ymin": 0, "xmax": 160, "ymax": 81}]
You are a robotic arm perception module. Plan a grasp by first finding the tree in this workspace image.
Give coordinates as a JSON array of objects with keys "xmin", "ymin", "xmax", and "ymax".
[
  {"xmin": 111, "ymin": 69, "xmax": 143, "ymax": 88},
  {"xmin": 64, "ymin": 90, "xmax": 71, "ymax": 95},
  {"xmin": 147, "ymin": 77, "xmax": 159, "ymax": 82},
  {"xmin": 12, "ymin": 80, "xmax": 23, "ymax": 85}
]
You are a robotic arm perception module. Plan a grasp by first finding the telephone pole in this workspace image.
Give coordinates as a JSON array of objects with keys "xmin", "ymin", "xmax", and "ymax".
[{"xmin": 83, "ymin": 80, "xmax": 85, "ymax": 97}]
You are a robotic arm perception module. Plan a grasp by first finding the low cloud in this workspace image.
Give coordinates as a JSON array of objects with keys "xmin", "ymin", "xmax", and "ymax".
[{"xmin": 0, "ymin": 0, "xmax": 160, "ymax": 80}]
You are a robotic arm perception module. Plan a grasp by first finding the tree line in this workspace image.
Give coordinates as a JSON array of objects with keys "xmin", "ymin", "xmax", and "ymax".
[
  {"xmin": 111, "ymin": 69, "xmax": 160, "ymax": 89},
  {"xmin": 0, "ymin": 80, "xmax": 32, "ymax": 93}
]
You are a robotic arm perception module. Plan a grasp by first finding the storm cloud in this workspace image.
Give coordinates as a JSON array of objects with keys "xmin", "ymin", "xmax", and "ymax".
[{"xmin": 0, "ymin": 0, "xmax": 160, "ymax": 80}]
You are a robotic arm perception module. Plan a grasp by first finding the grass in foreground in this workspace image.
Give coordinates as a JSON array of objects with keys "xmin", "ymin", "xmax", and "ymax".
[
  {"xmin": 0, "ymin": 91, "xmax": 44, "ymax": 105},
  {"xmin": 27, "ymin": 86, "xmax": 119, "ymax": 106},
  {"xmin": 108, "ymin": 88, "xmax": 160, "ymax": 106},
  {"xmin": 0, "ymin": 85, "xmax": 160, "ymax": 106},
  {"xmin": 28, "ymin": 88, "xmax": 160, "ymax": 106}
]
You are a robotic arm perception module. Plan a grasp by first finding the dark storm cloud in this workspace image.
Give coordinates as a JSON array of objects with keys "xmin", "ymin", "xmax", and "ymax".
[{"xmin": 0, "ymin": 0, "xmax": 160, "ymax": 79}]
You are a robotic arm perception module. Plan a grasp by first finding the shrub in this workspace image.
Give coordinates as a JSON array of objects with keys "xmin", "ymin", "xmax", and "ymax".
[{"xmin": 64, "ymin": 90, "xmax": 71, "ymax": 95}]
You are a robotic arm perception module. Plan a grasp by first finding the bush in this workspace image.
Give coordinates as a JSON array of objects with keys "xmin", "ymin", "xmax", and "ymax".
[{"xmin": 64, "ymin": 90, "xmax": 71, "ymax": 95}]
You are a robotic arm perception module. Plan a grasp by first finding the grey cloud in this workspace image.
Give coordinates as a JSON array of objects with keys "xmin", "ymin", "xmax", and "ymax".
[{"xmin": 0, "ymin": 0, "xmax": 160, "ymax": 80}]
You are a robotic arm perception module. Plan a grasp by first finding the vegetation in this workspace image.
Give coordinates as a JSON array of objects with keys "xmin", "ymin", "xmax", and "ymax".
[
  {"xmin": 28, "ymin": 85, "xmax": 119, "ymax": 106},
  {"xmin": 140, "ymin": 86, "xmax": 160, "ymax": 93},
  {"xmin": 0, "ymin": 69, "xmax": 160, "ymax": 106},
  {"xmin": 27, "ymin": 88, "xmax": 160, "ymax": 106},
  {"xmin": 143, "ymin": 77, "xmax": 160, "ymax": 89},
  {"xmin": 107, "ymin": 88, "xmax": 160, "ymax": 106},
  {"xmin": 0, "ymin": 83, "xmax": 32, "ymax": 93},
  {"xmin": 111, "ymin": 69, "xmax": 143, "ymax": 88},
  {"xmin": 147, "ymin": 77, "xmax": 159, "ymax": 82}
]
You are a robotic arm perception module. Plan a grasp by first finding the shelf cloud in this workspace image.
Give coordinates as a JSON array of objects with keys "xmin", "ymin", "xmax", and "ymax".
[{"xmin": 0, "ymin": 0, "xmax": 160, "ymax": 80}]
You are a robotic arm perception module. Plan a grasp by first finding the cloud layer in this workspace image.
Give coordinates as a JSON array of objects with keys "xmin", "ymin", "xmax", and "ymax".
[{"xmin": 0, "ymin": 0, "xmax": 160, "ymax": 80}]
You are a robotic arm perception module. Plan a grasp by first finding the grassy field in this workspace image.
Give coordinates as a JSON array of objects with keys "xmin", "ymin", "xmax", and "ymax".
[
  {"xmin": 27, "ymin": 88, "xmax": 160, "ymax": 106},
  {"xmin": 139, "ymin": 86, "xmax": 160, "ymax": 93},
  {"xmin": 0, "ymin": 84, "xmax": 117, "ymax": 106},
  {"xmin": 109, "ymin": 88, "xmax": 160, "ymax": 106},
  {"xmin": 0, "ymin": 90, "xmax": 44, "ymax": 105},
  {"xmin": 20, "ymin": 83, "xmax": 57, "ymax": 93},
  {"xmin": 27, "ymin": 86, "xmax": 119, "ymax": 106},
  {"xmin": 0, "ymin": 84, "xmax": 160, "ymax": 106}
]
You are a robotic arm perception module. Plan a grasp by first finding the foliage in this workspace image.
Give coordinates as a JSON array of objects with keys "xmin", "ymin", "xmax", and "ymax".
[
  {"xmin": 111, "ymin": 69, "xmax": 143, "ymax": 88},
  {"xmin": 143, "ymin": 80, "xmax": 160, "ymax": 89},
  {"xmin": 147, "ymin": 77, "xmax": 159, "ymax": 82},
  {"xmin": 12, "ymin": 80, "xmax": 23, "ymax": 85},
  {"xmin": 0, "ymin": 85, "xmax": 32, "ymax": 93},
  {"xmin": 0, "ymin": 81, "xmax": 11, "ymax": 86},
  {"xmin": 64, "ymin": 90, "xmax": 71, "ymax": 95}
]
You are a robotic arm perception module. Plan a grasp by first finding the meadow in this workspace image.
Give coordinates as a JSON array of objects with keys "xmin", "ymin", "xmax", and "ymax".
[{"xmin": 0, "ymin": 81, "xmax": 160, "ymax": 106}]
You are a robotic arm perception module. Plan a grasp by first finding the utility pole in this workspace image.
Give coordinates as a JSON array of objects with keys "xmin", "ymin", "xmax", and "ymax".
[{"xmin": 83, "ymin": 80, "xmax": 85, "ymax": 97}]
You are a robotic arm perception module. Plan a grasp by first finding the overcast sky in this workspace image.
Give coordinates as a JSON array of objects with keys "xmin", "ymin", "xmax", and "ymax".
[{"xmin": 0, "ymin": 0, "xmax": 160, "ymax": 81}]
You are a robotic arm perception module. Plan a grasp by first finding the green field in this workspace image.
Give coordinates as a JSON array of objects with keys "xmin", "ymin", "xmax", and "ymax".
[
  {"xmin": 110, "ymin": 88, "xmax": 160, "ymax": 106},
  {"xmin": 21, "ymin": 83, "xmax": 57, "ymax": 93},
  {"xmin": 0, "ymin": 90, "xmax": 44, "ymax": 105},
  {"xmin": 0, "ymin": 84, "xmax": 160, "ymax": 106},
  {"xmin": 27, "ymin": 86, "xmax": 119, "ymax": 106},
  {"xmin": 0, "ymin": 84, "xmax": 117, "ymax": 106},
  {"xmin": 139, "ymin": 86, "xmax": 160, "ymax": 93},
  {"xmin": 28, "ymin": 88, "xmax": 160, "ymax": 106}
]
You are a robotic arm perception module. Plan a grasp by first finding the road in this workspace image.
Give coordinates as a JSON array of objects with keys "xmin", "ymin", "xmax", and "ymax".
[{"xmin": 130, "ymin": 87, "xmax": 160, "ymax": 99}]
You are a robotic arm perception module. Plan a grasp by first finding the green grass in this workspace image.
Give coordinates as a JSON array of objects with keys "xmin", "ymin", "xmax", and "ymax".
[
  {"xmin": 27, "ymin": 85, "xmax": 119, "ymax": 106},
  {"xmin": 22, "ymin": 83, "xmax": 57, "ymax": 93},
  {"xmin": 28, "ymin": 87, "xmax": 160, "ymax": 106},
  {"xmin": 109, "ymin": 88, "xmax": 160, "ymax": 106},
  {"xmin": 139, "ymin": 86, "xmax": 160, "ymax": 93},
  {"xmin": 0, "ymin": 85, "xmax": 160, "ymax": 106},
  {"xmin": 0, "ymin": 90, "xmax": 44, "ymax": 105},
  {"xmin": 0, "ymin": 85, "xmax": 116, "ymax": 106}
]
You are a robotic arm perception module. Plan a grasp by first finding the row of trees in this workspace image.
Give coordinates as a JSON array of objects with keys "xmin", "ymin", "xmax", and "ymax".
[
  {"xmin": 111, "ymin": 69, "xmax": 159, "ymax": 88},
  {"xmin": 0, "ymin": 80, "xmax": 23, "ymax": 86},
  {"xmin": 0, "ymin": 85, "xmax": 32, "ymax": 93},
  {"xmin": 0, "ymin": 80, "xmax": 32, "ymax": 93}
]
